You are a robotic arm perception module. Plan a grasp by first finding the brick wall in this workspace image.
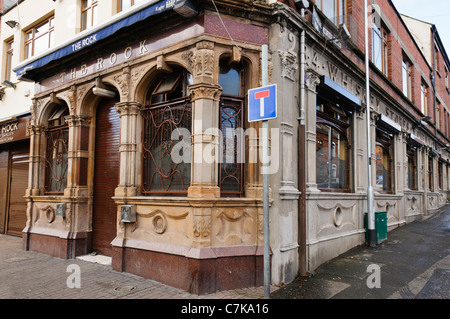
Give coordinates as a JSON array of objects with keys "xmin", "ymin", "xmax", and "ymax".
[{"xmin": 297, "ymin": 0, "xmax": 450, "ymax": 144}]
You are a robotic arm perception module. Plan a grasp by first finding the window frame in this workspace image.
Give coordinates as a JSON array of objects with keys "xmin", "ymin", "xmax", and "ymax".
[
  {"xmin": 421, "ymin": 81, "xmax": 428, "ymax": 116},
  {"xmin": 218, "ymin": 61, "xmax": 246, "ymax": 197},
  {"xmin": 372, "ymin": 24, "xmax": 389, "ymax": 76},
  {"xmin": 402, "ymin": 55, "xmax": 413, "ymax": 101},
  {"xmin": 81, "ymin": 0, "xmax": 98, "ymax": 31},
  {"xmin": 315, "ymin": 100, "xmax": 352, "ymax": 193},
  {"xmin": 5, "ymin": 39, "xmax": 14, "ymax": 82},
  {"xmin": 406, "ymin": 144, "xmax": 417, "ymax": 190},
  {"xmin": 24, "ymin": 16, "xmax": 55, "ymax": 60},
  {"xmin": 428, "ymin": 156, "xmax": 434, "ymax": 192},
  {"xmin": 141, "ymin": 69, "xmax": 193, "ymax": 196},
  {"xmin": 118, "ymin": 0, "xmax": 145, "ymax": 12},
  {"xmin": 316, "ymin": 0, "xmax": 347, "ymax": 26},
  {"xmin": 44, "ymin": 106, "xmax": 69, "ymax": 195},
  {"xmin": 375, "ymin": 128, "xmax": 394, "ymax": 194}
]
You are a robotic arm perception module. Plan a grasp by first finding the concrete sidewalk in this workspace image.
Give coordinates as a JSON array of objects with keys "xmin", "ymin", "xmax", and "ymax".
[
  {"xmin": 0, "ymin": 234, "xmax": 271, "ymax": 299},
  {"xmin": 272, "ymin": 206, "xmax": 450, "ymax": 299}
]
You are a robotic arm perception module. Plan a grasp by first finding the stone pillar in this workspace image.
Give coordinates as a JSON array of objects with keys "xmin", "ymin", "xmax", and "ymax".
[
  {"xmin": 115, "ymin": 102, "xmax": 142, "ymax": 197},
  {"xmin": 64, "ymin": 115, "xmax": 91, "ymax": 197},
  {"xmin": 305, "ymin": 70, "xmax": 320, "ymax": 193},
  {"xmin": 27, "ymin": 124, "xmax": 46, "ymax": 197},
  {"xmin": 354, "ymin": 110, "xmax": 367, "ymax": 193},
  {"xmin": 187, "ymin": 41, "xmax": 222, "ymax": 198},
  {"xmin": 23, "ymin": 123, "xmax": 45, "ymax": 249}
]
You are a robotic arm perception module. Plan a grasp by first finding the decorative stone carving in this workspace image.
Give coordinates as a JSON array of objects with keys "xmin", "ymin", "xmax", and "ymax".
[
  {"xmin": 193, "ymin": 215, "xmax": 211, "ymax": 238},
  {"xmin": 130, "ymin": 67, "xmax": 146, "ymax": 87},
  {"xmin": 114, "ymin": 67, "xmax": 130, "ymax": 97},
  {"xmin": 182, "ymin": 41, "xmax": 215, "ymax": 83},
  {"xmin": 64, "ymin": 115, "xmax": 91, "ymax": 127},
  {"xmin": 215, "ymin": 209, "xmax": 253, "ymax": 245},
  {"xmin": 46, "ymin": 206, "xmax": 56, "ymax": 224},
  {"xmin": 152, "ymin": 212, "xmax": 168, "ymax": 234},
  {"xmin": 135, "ymin": 209, "xmax": 189, "ymax": 236},
  {"xmin": 115, "ymin": 102, "xmax": 141, "ymax": 117},
  {"xmin": 189, "ymin": 83, "xmax": 222, "ymax": 102},
  {"xmin": 305, "ymin": 70, "xmax": 321, "ymax": 92}
]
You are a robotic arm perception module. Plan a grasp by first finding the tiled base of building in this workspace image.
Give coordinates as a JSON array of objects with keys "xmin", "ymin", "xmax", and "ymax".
[
  {"xmin": 112, "ymin": 244, "xmax": 265, "ymax": 295},
  {"xmin": 23, "ymin": 231, "xmax": 91, "ymax": 260}
]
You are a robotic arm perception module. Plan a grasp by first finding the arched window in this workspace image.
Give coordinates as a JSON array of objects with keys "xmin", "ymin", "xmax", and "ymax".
[
  {"xmin": 316, "ymin": 100, "xmax": 351, "ymax": 192},
  {"xmin": 142, "ymin": 68, "xmax": 192, "ymax": 195},
  {"xmin": 44, "ymin": 105, "xmax": 69, "ymax": 194},
  {"xmin": 219, "ymin": 60, "xmax": 245, "ymax": 197}
]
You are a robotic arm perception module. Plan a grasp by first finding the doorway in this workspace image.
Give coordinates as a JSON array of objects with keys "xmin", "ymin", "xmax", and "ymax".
[{"xmin": 92, "ymin": 97, "xmax": 120, "ymax": 256}]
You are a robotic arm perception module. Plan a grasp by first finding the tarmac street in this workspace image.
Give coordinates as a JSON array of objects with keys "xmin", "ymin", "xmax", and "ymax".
[{"xmin": 0, "ymin": 205, "xmax": 449, "ymax": 300}]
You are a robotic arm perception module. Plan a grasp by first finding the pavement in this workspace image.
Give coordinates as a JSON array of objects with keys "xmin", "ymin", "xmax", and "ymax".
[
  {"xmin": 272, "ymin": 205, "xmax": 450, "ymax": 299},
  {"xmin": 0, "ymin": 205, "xmax": 448, "ymax": 301}
]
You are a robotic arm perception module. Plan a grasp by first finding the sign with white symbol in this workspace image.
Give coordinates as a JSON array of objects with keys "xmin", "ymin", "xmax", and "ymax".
[{"xmin": 248, "ymin": 84, "xmax": 277, "ymax": 122}]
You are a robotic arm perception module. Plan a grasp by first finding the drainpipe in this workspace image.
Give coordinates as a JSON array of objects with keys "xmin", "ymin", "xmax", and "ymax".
[
  {"xmin": 432, "ymin": 25, "xmax": 438, "ymax": 150},
  {"xmin": 298, "ymin": 5, "xmax": 307, "ymax": 277}
]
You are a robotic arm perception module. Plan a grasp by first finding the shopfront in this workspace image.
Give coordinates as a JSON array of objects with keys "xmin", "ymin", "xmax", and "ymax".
[
  {"xmin": 0, "ymin": 115, "xmax": 31, "ymax": 236},
  {"xmin": 16, "ymin": 1, "xmax": 271, "ymax": 294}
]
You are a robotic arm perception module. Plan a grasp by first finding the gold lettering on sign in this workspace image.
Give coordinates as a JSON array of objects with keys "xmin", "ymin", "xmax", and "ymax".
[
  {"xmin": 97, "ymin": 58, "xmax": 104, "ymax": 71},
  {"xmin": 139, "ymin": 40, "xmax": 148, "ymax": 55},
  {"xmin": 110, "ymin": 53, "xmax": 117, "ymax": 65},
  {"xmin": 70, "ymin": 68, "xmax": 76, "ymax": 80},
  {"xmin": 81, "ymin": 64, "xmax": 88, "ymax": 75},
  {"xmin": 124, "ymin": 46, "xmax": 132, "ymax": 59}
]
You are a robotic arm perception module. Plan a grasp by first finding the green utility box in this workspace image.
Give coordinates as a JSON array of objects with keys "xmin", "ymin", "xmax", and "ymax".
[{"xmin": 364, "ymin": 212, "xmax": 388, "ymax": 244}]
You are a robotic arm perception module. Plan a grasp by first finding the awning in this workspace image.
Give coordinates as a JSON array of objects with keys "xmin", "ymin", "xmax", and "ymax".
[
  {"xmin": 318, "ymin": 75, "xmax": 362, "ymax": 112},
  {"xmin": 377, "ymin": 114, "xmax": 401, "ymax": 134},
  {"xmin": 407, "ymin": 133, "xmax": 424, "ymax": 148},
  {"xmin": 15, "ymin": 0, "xmax": 192, "ymax": 80},
  {"xmin": 429, "ymin": 148, "xmax": 439, "ymax": 157}
]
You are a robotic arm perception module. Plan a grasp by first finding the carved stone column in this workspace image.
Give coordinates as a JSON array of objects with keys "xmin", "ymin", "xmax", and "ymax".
[
  {"xmin": 27, "ymin": 124, "xmax": 46, "ymax": 197},
  {"xmin": 185, "ymin": 41, "xmax": 222, "ymax": 198},
  {"xmin": 64, "ymin": 115, "xmax": 91, "ymax": 197},
  {"xmin": 115, "ymin": 102, "xmax": 142, "ymax": 197},
  {"xmin": 305, "ymin": 70, "xmax": 321, "ymax": 193},
  {"xmin": 188, "ymin": 83, "xmax": 222, "ymax": 198}
]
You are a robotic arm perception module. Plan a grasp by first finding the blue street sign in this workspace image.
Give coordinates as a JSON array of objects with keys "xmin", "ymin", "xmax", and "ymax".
[{"xmin": 248, "ymin": 84, "xmax": 277, "ymax": 122}]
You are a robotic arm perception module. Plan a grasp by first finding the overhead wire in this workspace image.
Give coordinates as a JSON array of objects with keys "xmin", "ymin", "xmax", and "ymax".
[{"xmin": 211, "ymin": 0, "xmax": 242, "ymax": 52}]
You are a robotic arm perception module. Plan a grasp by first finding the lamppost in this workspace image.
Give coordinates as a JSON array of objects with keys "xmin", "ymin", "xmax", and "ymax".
[{"xmin": 364, "ymin": 0, "xmax": 376, "ymax": 247}]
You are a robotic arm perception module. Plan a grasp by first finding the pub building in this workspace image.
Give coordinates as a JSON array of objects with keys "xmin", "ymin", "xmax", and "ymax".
[
  {"xmin": 10, "ymin": 0, "xmax": 450, "ymax": 294},
  {"xmin": 14, "ymin": 0, "xmax": 270, "ymax": 294}
]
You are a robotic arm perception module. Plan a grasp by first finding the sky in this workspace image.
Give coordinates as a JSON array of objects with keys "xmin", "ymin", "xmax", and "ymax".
[{"xmin": 391, "ymin": 0, "xmax": 450, "ymax": 54}]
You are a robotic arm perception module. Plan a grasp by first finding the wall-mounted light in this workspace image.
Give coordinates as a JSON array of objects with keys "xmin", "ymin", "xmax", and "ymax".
[
  {"xmin": 93, "ymin": 87, "xmax": 116, "ymax": 98},
  {"xmin": 174, "ymin": 0, "xmax": 198, "ymax": 18},
  {"xmin": 5, "ymin": 20, "xmax": 19, "ymax": 28},
  {"xmin": 414, "ymin": 115, "xmax": 432, "ymax": 129},
  {"xmin": 2, "ymin": 80, "xmax": 16, "ymax": 89}
]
